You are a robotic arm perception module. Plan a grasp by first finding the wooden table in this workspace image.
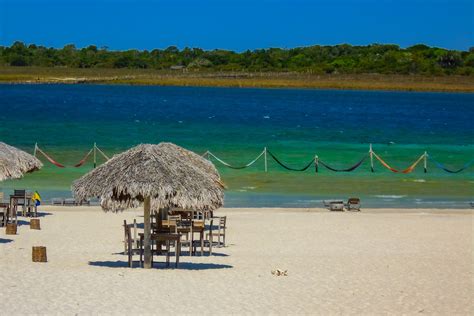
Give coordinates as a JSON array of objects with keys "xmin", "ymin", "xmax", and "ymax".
[
  {"xmin": 158, "ymin": 220, "xmax": 206, "ymax": 256},
  {"xmin": 8, "ymin": 194, "xmax": 35, "ymax": 223},
  {"xmin": 139, "ymin": 233, "xmax": 181, "ymax": 268}
]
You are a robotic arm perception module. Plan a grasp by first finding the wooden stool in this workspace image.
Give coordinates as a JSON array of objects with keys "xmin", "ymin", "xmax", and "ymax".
[
  {"xmin": 32, "ymin": 246, "xmax": 47, "ymax": 262},
  {"xmin": 30, "ymin": 219, "xmax": 41, "ymax": 230}
]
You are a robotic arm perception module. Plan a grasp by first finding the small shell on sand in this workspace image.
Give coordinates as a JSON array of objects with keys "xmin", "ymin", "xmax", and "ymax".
[{"xmin": 271, "ymin": 269, "xmax": 288, "ymax": 276}]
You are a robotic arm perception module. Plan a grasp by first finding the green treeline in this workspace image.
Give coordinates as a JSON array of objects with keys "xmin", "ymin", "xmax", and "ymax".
[{"xmin": 1, "ymin": 41, "xmax": 473, "ymax": 75}]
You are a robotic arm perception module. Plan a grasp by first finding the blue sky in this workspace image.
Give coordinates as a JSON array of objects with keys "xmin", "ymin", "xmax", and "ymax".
[{"xmin": 0, "ymin": 0, "xmax": 472, "ymax": 51}]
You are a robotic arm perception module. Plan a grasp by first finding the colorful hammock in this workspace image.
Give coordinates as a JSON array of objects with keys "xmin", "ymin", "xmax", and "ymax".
[
  {"xmin": 372, "ymin": 152, "xmax": 425, "ymax": 174},
  {"xmin": 35, "ymin": 146, "xmax": 65, "ymax": 168},
  {"xmin": 74, "ymin": 148, "xmax": 93, "ymax": 167}
]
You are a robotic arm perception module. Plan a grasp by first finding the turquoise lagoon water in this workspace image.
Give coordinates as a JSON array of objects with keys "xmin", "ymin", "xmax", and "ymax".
[{"xmin": 0, "ymin": 84, "xmax": 472, "ymax": 207}]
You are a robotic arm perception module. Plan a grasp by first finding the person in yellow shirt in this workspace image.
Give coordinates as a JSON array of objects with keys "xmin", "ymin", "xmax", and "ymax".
[{"xmin": 31, "ymin": 191, "xmax": 41, "ymax": 206}]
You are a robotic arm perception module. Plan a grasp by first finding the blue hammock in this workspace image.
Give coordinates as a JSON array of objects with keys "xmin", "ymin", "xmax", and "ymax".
[{"xmin": 430, "ymin": 157, "xmax": 474, "ymax": 173}]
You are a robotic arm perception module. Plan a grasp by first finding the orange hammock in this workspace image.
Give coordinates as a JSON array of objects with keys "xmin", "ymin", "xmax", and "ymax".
[
  {"xmin": 74, "ymin": 148, "xmax": 93, "ymax": 167},
  {"xmin": 35, "ymin": 146, "xmax": 65, "ymax": 168},
  {"xmin": 372, "ymin": 152, "xmax": 425, "ymax": 173}
]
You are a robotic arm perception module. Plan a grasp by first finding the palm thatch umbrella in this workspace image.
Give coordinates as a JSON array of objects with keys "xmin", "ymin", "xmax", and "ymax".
[
  {"xmin": 0, "ymin": 142, "xmax": 43, "ymax": 181},
  {"xmin": 72, "ymin": 142, "xmax": 224, "ymax": 268}
]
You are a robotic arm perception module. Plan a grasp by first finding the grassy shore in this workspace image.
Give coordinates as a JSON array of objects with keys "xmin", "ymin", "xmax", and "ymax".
[{"xmin": 1, "ymin": 66, "xmax": 473, "ymax": 92}]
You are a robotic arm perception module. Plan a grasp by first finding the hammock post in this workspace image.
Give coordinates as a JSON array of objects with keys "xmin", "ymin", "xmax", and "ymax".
[
  {"xmin": 314, "ymin": 155, "xmax": 319, "ymax": 173},
  {"xmin": 423, "ymin": 151, "xmax": 428, "ymax": 173},
  {"xmin": 369, "ymin": 144, "xmax": 374, "ymax": 172},
  {"xmin": 264, "ymin": 147, "xmax": 268, "ymax": 172},
  {"xmin": 93, "ymin": 142, "xmax": 97, "ymax": 168}
]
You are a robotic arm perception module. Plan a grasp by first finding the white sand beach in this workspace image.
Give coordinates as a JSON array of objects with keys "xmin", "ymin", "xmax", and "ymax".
[{"xmin": 1, "ymin": 206, "xmax": 472, "ymax": 315}]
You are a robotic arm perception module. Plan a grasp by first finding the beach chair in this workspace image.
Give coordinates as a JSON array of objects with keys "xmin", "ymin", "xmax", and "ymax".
[
  {"xmin": 123, "ymin": 220, "xmax": 140, "ymax": 268},
  {"xmin": 0, "ymin": 192, "xmax": 8, "ymax": 227},
  {"xmin": 64, "ymin": 198, "xmax": 77, "ymax": 206},
  {"xmin": 202, "ymin": 219, "xmax": 214, "ymax": 255},
  {"xmin": 12, "ymin": 189, "xmax": 27, "ymax": 215},
  {"xmin": 207, "ymin": 216, "xmax": 226, "ymax": 247},
  {"xmin": 346, "ymin": 198, "xmax": 361, "ymax": 211},
  {"xmin": 329, "ymin": 201, "xmax": 344, "ymax": 211},
  {"xmin": 178, "ymin": 223, "xmax": 193, "ymax": 256},
  {"xmin": 79, "ymin": 199, "xmax": 91, "ymax": 206},
  {"xmin": 167, "ymin": 216, "xmax": 181, "ymax": 247},
  {"xmin": 324, "ymin": 200, "xmax": 343, "ymax": 208},
  {"xmin": 123, "ymin": 219, "xmax": 138, "ymax": 254},
  {"xmin": 150, "ymin": 218, "xmax": 180, "ymax": 266},
  {"xmin": 51, "ymin": 198, "xmax": 64, "ymax": 205}
]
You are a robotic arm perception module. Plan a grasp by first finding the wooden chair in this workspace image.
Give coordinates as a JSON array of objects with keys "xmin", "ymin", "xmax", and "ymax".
[
  {"xmin": 123, "ymin": 220, "xmax": 140, "ymax": 267},
  {"xmin": 79, "ymin": 199, "xmax": 91, "ymax": 206},
  {"xmin": 193, "ymin": 211, "xmax": 204, "ymax": 220},
  {"xmin": 51, "ymin": 198, "xmax": 64, "ymax": 205},
  {"xmin": 203, "ymin": 219, "xmax": 214, "ymax": 255},
  {"xmin": 12, "ymin": 189, "xmax": 27, "ymax": 216},
  {"xmin": 151, "ymin": 215, "xmax": 179, "ymax": 263},
  {"xmin": 171, "ymin": 217, "xmax": 205, "ymax": 256},
  {"xmin": 64, "ymin": 198, "xmax": 77, "ymax": 206},
  {"xmin": 123, "ymin": 219, "xmax": 138, "ymax": 254},
  {"xmin": 179, "ymin": 223, "xmax": 194, "ymax": 256},
  {"xmin": 207, "ymin": 216, "xmax": 226, "ymax": 247},
  {"xmin": 329, "ymin": 202, "xmax": 344, "ymax": 211},
  {"xmin": 168, "ymin": 214, "xmax": 182, "ymax": 224},
  {"xmin": 190, "ymin": 220, "xmax": 205, "ymax": 255},
  {"xmin": 346, "ymin": 198, "xmax": 361, "ymax": 211},
  {"xmin": 0, "ymin": 192, "xmax": 8, "ymax": 227}
]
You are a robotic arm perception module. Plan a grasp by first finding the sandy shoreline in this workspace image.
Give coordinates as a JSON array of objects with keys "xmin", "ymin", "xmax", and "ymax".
[{"xmin": 1, "ymin": 206, "xmax": 473, "ymax": 314}]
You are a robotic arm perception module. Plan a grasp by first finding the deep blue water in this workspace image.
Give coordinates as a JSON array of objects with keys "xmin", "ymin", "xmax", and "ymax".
[{"xmin": 0, "ymin": 84, "xmax": 473, "ymax": 208}]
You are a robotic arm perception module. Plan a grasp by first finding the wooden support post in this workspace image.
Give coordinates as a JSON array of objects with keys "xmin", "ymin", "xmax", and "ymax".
[
  {"xmin": 143, "ymin": 196, "xmax": 152, "ymax": 269},
  {"xmin": 33, "ymin": 143, "xmax": 38, "ymax": 157},
  {"xmin": 424, "ymin": 151, "xmax": 428, "ymax": 173},
  {"xmin": 315, "ymin": 155, "xmax": 319, "ymax": 173},
  {"xmin": 95, "ymin": 144, "xmax": 97, "ymax": 166},
  {"xmin": 264, "ymin": 147, "xmax": 268, "ymax": 172},
  {"xmin": 133, "ymin": 219, "xmax": 138, "ymax": 248},
  {"xmin": 369, "ymin": 144, "xmax": 374, "ymax": 172}
]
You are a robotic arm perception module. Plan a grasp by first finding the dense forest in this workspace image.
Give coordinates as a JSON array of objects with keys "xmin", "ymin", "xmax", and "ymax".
[{"xmin": 1, "ymin": 41, "xmax": 473, "ymax": 75}]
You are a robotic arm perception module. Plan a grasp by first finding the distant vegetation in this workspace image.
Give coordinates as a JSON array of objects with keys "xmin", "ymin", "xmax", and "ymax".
[{"xmin": 1, "ymin": 41, "xmax": 473, "ymax": 76}]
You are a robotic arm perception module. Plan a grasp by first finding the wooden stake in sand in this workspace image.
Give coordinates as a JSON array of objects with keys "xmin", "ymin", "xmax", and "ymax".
[
  {"xmin": 30, "ymin": 218, "xmax": 41, "ymax": 230},
  {"xmin": 5, "ymin": 223, "xmax": 17, "ymax": 235},
  {"xmin": 32, "ymin": 246, "xmax": 47, "ymax": 262}
]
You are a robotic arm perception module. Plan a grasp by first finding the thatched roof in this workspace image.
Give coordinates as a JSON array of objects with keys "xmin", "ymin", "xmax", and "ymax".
[
  {"xmin": 0, "ymin": 142, "xmax": 43, "ymax": 181},
  {"xmin": 72, "ymin": 143, "xmax": 224, "ymax": 212}
]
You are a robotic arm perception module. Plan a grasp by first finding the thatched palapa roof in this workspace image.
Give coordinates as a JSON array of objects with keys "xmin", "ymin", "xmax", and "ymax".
[
  {"xmin": 0, "ymin": 142, "xmax": 43, "ymax": 181},
  {"xmin": 72, "ymin": 143, "xmax": 224, "ymax": 212}
]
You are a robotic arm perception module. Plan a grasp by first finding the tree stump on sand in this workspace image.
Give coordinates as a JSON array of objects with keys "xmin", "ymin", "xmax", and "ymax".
[
  {"xmin": 30, "ymin": 219, "xmax": 41, "ymax": 230},
  {"xmin": 5, "ymin": 223, "xmax": 17, "ymax": 235},
  {"xmin": 32, "ymin": 246, "xmax": 47, "ymax": 262}
]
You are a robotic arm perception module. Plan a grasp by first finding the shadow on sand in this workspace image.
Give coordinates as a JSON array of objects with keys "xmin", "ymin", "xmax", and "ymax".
[
  {"xmin": 89, "ymin": 260, "xmax": 232, "ymax": 270},
  {"xmin": 35, "ymin": 212, "xmax": 53, "ymax": 217},
  {"xmin": 111, "ymin": 251, "xmax": 229, "ymax": 257},
  {"xmin": 0, "ymin": 238, "xmax": 13, "ymax": 244}
]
